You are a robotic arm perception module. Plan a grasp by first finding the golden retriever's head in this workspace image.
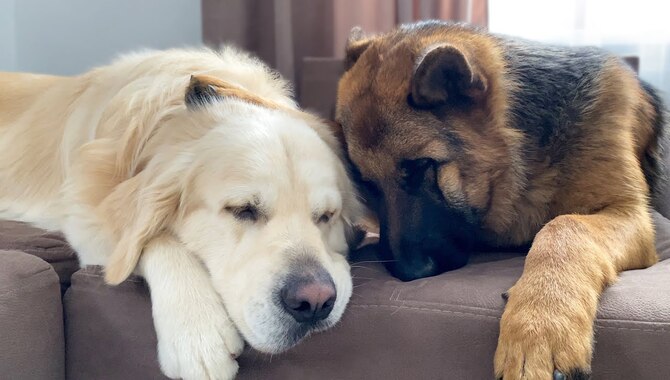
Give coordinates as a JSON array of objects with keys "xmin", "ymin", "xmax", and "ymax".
[{"xmin": 103, "ymin": 74, "xmax": 363, "ymax": 353}]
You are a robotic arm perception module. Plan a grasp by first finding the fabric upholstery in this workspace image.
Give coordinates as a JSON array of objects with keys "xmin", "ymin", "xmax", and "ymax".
[
  {"xmin": 63, "ymin": 268, "xmax": 160, "ymax": 380},
  {"xmin": 0, "ymin": 220, "xmax": 78, "ymax": 292},
  {"xmin": 0, "ymin": 250, "xmax": 65, "ymax": 380},
  {"xmin": 238, "ymin": 214, "xmax": 670, "ymax": 380},
  {"xmin": 60, "ymin": 212, "xmax": 670, "ymax": 379}
]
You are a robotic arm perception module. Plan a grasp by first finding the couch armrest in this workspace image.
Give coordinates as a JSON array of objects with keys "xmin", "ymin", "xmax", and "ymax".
[
  {"xmin": 0, "ymin": 250, "xmax": 65, "ymax": 380},
  {"xmin": 0, "ymin": 220, "xmax": 79, "ymax": 294}
]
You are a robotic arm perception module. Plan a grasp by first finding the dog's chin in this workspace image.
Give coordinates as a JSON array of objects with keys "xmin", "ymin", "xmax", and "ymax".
[{"xmin": 243, "ymin": 317, "xmax": 335, "ymax": 354}]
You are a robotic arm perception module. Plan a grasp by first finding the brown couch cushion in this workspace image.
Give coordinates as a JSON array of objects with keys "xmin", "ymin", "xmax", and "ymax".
[
  {"xmin": 237, "ymin": 212, "xmax": 670, "ymax": 380},
  {"xmin": 63, "ymin": 268, "xmax": 160, "ymax": 380},
  {"xmin": 0, "ymin": 250, "xmax": 65, "ymax": 380},
  {"xmin": 62, "ymin": 212, "xmax": 670, "ymax": 380},
  {"xmin": 0, "ymin": 220, "xmax": 78, "ymax": 291}
]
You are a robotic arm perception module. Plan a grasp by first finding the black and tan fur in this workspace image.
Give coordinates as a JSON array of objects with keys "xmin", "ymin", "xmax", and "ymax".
[{"xmin": 336, "ymin": 21, "xmax": 666, "ymax": 379}]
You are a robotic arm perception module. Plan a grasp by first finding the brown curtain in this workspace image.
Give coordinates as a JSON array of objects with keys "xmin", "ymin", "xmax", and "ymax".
[
  {"xmin": 333, "ymin": 0, "xmax": 487, "ymax": 59},
  {"xmin": 202, "ymin": 0, "xmax": 487, "ymax": 115}
]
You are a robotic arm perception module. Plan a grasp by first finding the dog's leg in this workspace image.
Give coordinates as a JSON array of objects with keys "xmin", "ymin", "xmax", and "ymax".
[
  {"xmin": 494, "ymin": 205, "xmax": 656, "ymax": 380},
  {"xmin": 140, "ymin": 234, "xmax": 245, "ymax": 380}
]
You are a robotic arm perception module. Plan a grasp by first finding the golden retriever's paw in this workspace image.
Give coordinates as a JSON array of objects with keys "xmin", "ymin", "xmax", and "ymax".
[
  {"xmin": 154, "ymin": 304, "xmax": 245, "ymax": 380},
  {"xmin": 493, "ymin": 291, "xmax": 593, "ymax": 380}
]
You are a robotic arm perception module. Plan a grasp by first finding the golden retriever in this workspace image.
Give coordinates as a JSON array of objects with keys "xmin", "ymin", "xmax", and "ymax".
[{"xmin": 0, "ymin": 47, "xmax": 362, "ymax": 379}]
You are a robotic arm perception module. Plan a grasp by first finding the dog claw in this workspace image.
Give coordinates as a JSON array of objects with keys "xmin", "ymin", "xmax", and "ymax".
[
  {"xmin": 495, "ymin": 371, "xmax": 586, "ymax": 380},
  {"xmin": 570, "ymin": 370, "xmax": 591, "ymax": 380},
  {"xmin": 501, "ymin": 291, "xmax": 509, "ymax": 301},
  {"xmin": 552, "ymin": 369, "xmax": 591, "ymax": 380}
]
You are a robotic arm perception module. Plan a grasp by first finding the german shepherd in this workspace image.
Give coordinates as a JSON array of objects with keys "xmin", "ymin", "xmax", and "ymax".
[{"xmin": 335, "ymin": 21, "xmax": 666, "ymax": 379}]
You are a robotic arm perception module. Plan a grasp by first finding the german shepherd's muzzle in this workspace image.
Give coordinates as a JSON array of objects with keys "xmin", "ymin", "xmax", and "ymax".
[{"xmin": 367, "ymin": 158, "xmax": 479, "ymax": 281}]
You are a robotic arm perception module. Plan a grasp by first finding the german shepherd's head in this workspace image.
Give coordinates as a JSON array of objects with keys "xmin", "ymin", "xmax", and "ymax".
[{"xmin": 336, "ymin": 22, "xmax": 528, "ymax": 281}]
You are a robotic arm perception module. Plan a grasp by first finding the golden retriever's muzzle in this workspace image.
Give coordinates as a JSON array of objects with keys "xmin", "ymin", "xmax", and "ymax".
[
  {"xmin": 278, "ymin": 256, "xmax": 337, "ymax": 325},
  {"xmin": 280, "ymin": 268, "xmax": 336, "ymax": 323}
]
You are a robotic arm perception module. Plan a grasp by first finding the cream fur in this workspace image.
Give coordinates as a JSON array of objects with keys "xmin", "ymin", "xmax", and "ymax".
[{"xmin": 0, "ymin": 47, "xmax": 362, "ymax": 380}]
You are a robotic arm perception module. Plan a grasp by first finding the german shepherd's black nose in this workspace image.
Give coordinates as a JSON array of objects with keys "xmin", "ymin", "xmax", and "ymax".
[
  {"xmin": 382, "ymin": 236, "xmax": 471, "ymax": 281},
  {"xmin": 388, "ymin": 253, "xmax": 440, "ymax": 281},
  {"xmin": 281, "ymin": 270, "xmax": 337, "ymax": 323}
]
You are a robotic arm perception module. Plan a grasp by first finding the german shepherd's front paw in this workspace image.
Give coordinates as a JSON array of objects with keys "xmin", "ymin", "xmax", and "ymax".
[{"xmin": 493, "ymin": 287, "xmax": 594, "ymax": 380}]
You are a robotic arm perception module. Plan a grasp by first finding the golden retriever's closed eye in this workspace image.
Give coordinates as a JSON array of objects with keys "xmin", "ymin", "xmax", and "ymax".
[{"xmin": 0, "ymin": 47, "xmax": 363, "ymax": 380}]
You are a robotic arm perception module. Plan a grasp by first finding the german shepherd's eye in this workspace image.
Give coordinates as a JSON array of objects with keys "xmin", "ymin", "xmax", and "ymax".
[
  {"xmin": 359, "ymin": 179, "xmax": 381, "ymax": 197},
  {"xmin": 225, "ymin": 204, "xmax": 260, "ymax": 222},
  {"xmin": 355, "ymin": 179, "xmax": 382, "ymax": 211},
  {"xmin": 349, "ymin": 164, "xmax": 381, "ymax": 198},
  {"xmin": 400, "ymin": 158, "xmax": 436, "ymax": 191}
]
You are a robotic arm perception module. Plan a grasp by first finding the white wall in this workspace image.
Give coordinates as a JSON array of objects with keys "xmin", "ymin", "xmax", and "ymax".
[
  {"xmin": 0, "ymin": 0, "xmax": 16, "ymax": 71},
  {"xmin": 1, "ymin": 0, "xmax": 202, "ymax": 75}
]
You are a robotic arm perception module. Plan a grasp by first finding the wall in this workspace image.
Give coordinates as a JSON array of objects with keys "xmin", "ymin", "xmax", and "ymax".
[
  {"xmin": 0, "ymin": 0, "xmax": 16, "ymax": 71},
  {"xmin": 1, "ymin": 0, "xmax": 202, "ymax": 75}
]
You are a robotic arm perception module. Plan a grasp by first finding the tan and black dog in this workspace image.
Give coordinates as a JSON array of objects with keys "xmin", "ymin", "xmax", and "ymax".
[{"xmin": 335, "ymin": 21, "xmax": 666, "ymax": 380}]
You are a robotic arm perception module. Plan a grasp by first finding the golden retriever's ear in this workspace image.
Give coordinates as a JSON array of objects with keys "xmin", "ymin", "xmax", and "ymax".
[
  {"xmin": 345, "ymin": 27, "xmax": 375, "ymax": 70},
  {"xmin": 185, "ymin": 75, "xmax": 223, "ymax": 108},
  {"xmin": 103, "ymin": 155, "xmax": 189, "ymax": 285},
  {"xmin": 185, "ymin": 74, "xmax": 282, "ymax": 110}
]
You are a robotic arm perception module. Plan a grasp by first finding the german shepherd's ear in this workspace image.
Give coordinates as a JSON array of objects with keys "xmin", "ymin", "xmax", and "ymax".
[
  {"xmin": 345, "ymin": 26, "xmax": 375, "ymax": 70},
  {"xmin": 411, "ymin": 44, "xmax": 488, "ymax": 108}
]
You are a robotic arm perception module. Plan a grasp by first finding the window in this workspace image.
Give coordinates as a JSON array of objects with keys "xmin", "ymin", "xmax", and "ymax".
[{"xmin": 490, "ymin": 0, "xmax": 670, "ymax": 105}]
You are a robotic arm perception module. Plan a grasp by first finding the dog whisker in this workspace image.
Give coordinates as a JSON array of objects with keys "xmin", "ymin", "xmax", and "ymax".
[
  {"xmin": 390, "ymin": 303, "xmax": 406, "ymax": 316},
  {"xmin": 351, "ymin": 276, "xmax": 375, "ymax": 281},
  {"xmin": 352, "ymin": 259, "xmax": 397, "ymax": 264},
  {"xmin": 350, "ymin": 265, "xmax": 385, "ymax": 274}
]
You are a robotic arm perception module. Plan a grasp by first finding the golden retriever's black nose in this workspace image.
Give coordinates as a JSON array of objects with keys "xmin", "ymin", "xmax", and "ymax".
[{"xmin": 281, "ymin": 275, "xmax": 337, "ymax": 323}]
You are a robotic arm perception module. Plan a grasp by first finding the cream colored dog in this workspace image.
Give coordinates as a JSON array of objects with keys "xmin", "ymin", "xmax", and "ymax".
[{"xmin": 0, "ymin": 48, "xmax": 362, "ymax": 379}]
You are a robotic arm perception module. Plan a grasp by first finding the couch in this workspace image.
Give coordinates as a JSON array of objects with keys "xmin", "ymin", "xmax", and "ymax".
[
  {"xmin": 1, "ymin": 54, "xmax": 668, "ymax": 379},
  {"xmin": 1, "ymin": 204, "xmax": 669, "ymax": 380}
]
